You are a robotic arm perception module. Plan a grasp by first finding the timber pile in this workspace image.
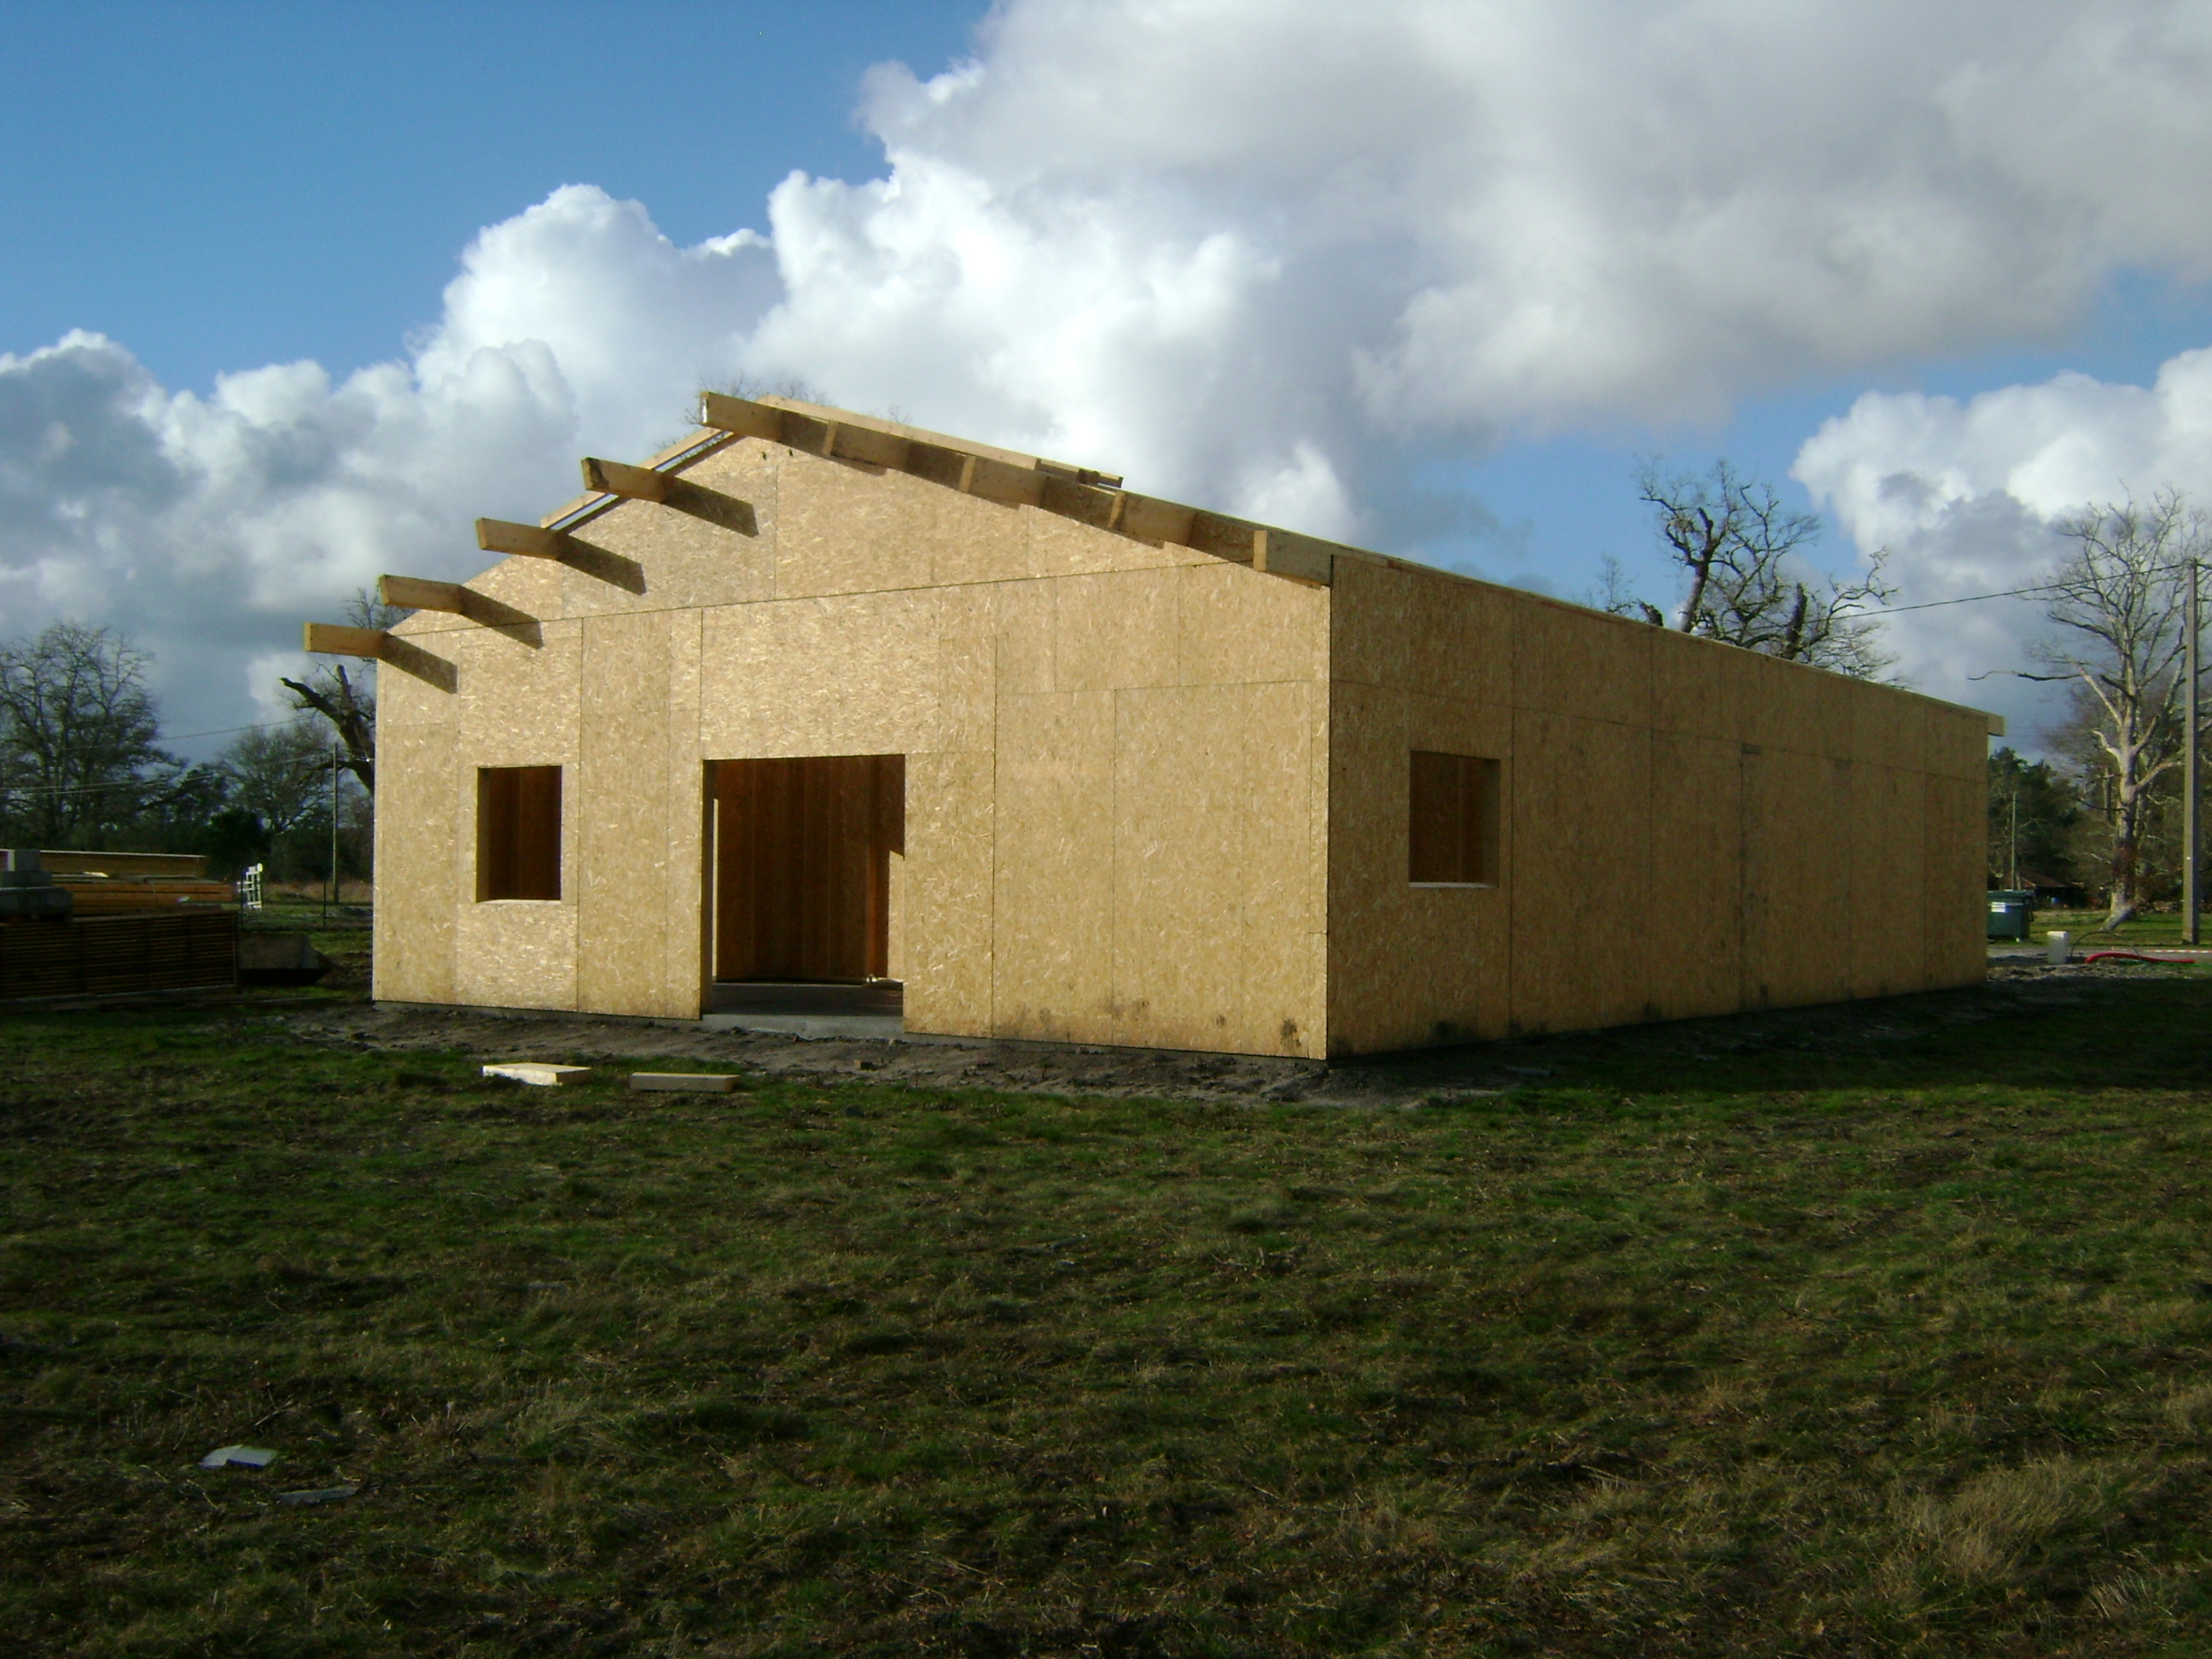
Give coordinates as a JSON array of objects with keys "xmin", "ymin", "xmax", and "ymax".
[
  {"xmin": 0, "ymin": 911, "xmax": 238, "ymax": 1002},
  {"xmin": 55, "ymin": 876, "xmax": 239, "ymax": 914},
  {"xmin": 34, "ymin": 851, "xmax": 237, "ymax": 914}
]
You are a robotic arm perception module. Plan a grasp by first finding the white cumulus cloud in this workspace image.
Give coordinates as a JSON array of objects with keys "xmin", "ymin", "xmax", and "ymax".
[
  {"xmin": 1796, "ymin": 347, "xmax": 2212, "ymax": 741},
  {"xmin": 9, "ymin": 0, "xmax": 2212, "ymax": 738},
  {"xmin": 0, "ymin": 187, "xmax": 775, "ymax": 737}
]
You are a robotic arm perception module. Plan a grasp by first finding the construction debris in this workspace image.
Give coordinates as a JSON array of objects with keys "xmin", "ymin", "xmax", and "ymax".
[
  {"xmin": 481, "ymin": 1062, "xmax": 592, "ymax": 1087},
  {"xmin": 628, "ymin": 1072, "xmax": 742, "ymax": 1092},
  {"xmin": 200, "ymin": 1445, "xmax": 278, "ymax": 1470}
]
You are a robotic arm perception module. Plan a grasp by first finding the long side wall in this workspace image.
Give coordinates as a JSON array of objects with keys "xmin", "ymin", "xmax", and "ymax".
[
  {"xmin": 1324, "ymin": 556, "xmax": 1988, "ymax": 1056},
  {"xmin": 374, "ymin": 437, "xmax": 1332, "ymax": 1056}
]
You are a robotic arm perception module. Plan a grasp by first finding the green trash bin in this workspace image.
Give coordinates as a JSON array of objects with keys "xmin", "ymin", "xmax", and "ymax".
[{"xmin": 1986, "ymin": 888, "xmax": 2033, "ymax": 940}]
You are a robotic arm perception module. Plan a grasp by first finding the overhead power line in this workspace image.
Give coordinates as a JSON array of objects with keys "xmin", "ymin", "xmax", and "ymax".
[{"xmin": 1855, "ymin": 585, "xmax": 2051, "ymax": 616}]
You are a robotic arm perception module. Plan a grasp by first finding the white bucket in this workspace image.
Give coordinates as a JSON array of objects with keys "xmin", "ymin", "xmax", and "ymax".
[{"xmin": 2046, "ymin": 930, "xmax": 2073, "ymax": 965}]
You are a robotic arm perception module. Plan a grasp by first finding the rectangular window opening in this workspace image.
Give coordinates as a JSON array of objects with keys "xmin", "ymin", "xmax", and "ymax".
[
  {"xmin": 1409, "ymin": 750, "xmax": 1500, "ymax": 886},
  {"xmin": 477, "ymin": 765, "xmax": 562, "ymax": 900}
]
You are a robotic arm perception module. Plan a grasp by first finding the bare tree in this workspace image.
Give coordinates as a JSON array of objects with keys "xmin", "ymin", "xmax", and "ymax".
[
  {"xmin": 0, "ymin": 621, "xmax": 178, "ymax": 845},
  {"xmin": 2015, "ymin": 492, "xmax": 2209, "ymax": 928},
  {"xmin": 1632, "ymin": 460, "xmax": 1895, "ymax": 676},
  {"xmin": 215, "ymin": 718, "xmax": 333, "ymax": 840},
  {"xmin": 281, "ymin": 590, "xmax": 398, "ymax": 793}
]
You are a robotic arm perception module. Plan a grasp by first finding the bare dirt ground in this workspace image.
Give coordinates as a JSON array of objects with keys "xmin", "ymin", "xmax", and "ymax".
[{"xmin": 259, "ymin": 955, "xmax": 2179, "ymax": 1109}]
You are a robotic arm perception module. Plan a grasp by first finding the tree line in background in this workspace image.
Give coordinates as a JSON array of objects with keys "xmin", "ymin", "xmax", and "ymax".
[
  {"xmin": 1608, "ymin": 464, "xmax": 2212, "ymax": 929},
  {"xmin": 0, "ymin": 597, "xmax": 394, "ymax": 884},
  {"xmin": 2, "ymin": 471, "xmax": 2204, "ymax": 923},
  {"xmin": 1983, "ymin": 493, "xmax": 2212, "ymax": 927}
]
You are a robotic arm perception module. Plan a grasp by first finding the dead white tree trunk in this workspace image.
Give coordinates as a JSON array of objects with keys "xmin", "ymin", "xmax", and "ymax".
[{"xmin": 2019, "ymin": 494, "xmax": 2208, "ymax": 928}]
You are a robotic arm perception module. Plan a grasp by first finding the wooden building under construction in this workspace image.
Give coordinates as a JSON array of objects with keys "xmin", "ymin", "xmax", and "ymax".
[{"xmin": 318, "ymin": 393, "xmax": 1997, "ymax": 1059}]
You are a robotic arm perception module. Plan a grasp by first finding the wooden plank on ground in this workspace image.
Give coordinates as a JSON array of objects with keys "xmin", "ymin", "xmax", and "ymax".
[
  {"xmin": 482, "ymin": 1063, "xmax": 594, "ymax": 1087},
  {"xmin": 629, "ymin": 1073, "xmax": 742, "ymax": 1093}
]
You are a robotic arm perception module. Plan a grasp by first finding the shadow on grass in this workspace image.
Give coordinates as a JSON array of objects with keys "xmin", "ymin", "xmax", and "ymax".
[{"xmin": 1361, "ymin": 971, "xmax": 2212, "ymax": 1104}]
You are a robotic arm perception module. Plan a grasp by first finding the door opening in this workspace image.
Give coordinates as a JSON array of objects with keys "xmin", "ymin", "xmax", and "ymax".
[{"xmin": 709, "ymin": 754, "xmax": 905, "ymax": 1014}]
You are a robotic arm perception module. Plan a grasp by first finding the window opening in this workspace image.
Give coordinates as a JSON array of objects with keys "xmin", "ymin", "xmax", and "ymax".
[
  {"xmin": 477, "ymin": 765, "xmax": 562, "ymax": 900},
  {"xmin": 1408, "ymin": 750, "xmax": 1500, "ymax": 885}
]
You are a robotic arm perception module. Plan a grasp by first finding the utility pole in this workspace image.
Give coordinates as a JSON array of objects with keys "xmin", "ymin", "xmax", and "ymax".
[{"xmin": 2186, "ymin": 557, "xmax": 2201, "ymax": 945}]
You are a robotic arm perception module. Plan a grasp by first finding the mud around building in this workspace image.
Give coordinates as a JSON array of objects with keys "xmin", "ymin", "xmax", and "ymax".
[{"xmin": 268, "ymin": 955, "xmax": 2176, "ymax": 1111}]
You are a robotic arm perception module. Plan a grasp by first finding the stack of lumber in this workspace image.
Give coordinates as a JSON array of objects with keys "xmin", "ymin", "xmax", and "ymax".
[
  {"xmin": 35, "ymin": 851, "xmax": 236, "ymax": 912},
  {"xmin": 0, "ymin": 911, "xmax": 237, "ymax": 1002},
  {"xmin": 54, "ymin": 875, "xmax": 238, "ymax": 913}
]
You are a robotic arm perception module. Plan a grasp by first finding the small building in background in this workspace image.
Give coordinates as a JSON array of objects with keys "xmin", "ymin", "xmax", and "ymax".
[{"xmin": 331, "ymin": 394, "xmax": 1997, "ymax": 1058}]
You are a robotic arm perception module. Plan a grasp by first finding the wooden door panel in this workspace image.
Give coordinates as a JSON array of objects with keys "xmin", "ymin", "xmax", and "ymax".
[{"xmin": 713, "ymin": 755, "xmax": 904, "ymax": 981}]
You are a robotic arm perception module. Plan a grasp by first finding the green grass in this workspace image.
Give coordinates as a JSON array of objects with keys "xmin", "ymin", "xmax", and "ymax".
[
  {"xmin": 2023, "ymin": 906, "xmax": 2211, "ymax": 950},
  {"xmin": 238, "ymin": 903, "xmax": 373, "ymax": 996},
  {"xmin": 9, "ymin": 986, "xmax": 2212, "ymax": 1656}
]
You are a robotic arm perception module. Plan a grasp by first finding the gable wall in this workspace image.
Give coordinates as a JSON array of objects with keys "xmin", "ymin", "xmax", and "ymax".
[
  {"xmin": 373, "ymin": 436, "xmax": 1331, "ymax": 1056},
  {"xmin": 1324, "ymin": 556, "xmax": 1989, "ymax": 1056}
]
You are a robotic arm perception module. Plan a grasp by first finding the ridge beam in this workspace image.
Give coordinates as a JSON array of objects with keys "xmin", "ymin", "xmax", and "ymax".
[{"xmin": 695, "ymin": 388, "xmax": 1331, "ymax": 585}]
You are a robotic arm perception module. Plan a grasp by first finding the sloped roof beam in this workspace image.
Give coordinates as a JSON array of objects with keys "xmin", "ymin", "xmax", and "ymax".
[{"xmin": 695, "ymin": 391, "xmax": 1332, "ymax": 587}]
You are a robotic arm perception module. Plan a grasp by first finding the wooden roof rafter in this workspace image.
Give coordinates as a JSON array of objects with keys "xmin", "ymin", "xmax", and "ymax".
[{"xmin": 695, "ymin": 392, "xmax": 1342, "ymax": 587}]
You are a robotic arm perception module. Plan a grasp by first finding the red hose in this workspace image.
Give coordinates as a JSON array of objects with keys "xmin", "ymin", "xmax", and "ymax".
[{"xmin": 2081, "ymin": 950, "xmax": 2198, "ymax": 965}]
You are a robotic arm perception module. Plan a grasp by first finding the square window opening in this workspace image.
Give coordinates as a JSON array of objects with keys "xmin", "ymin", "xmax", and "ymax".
[
  {"xmin": 1409, "ymin": 750, "xmax": 1500, "ymax": 886},
  {"xmin": 477, "ymin": 765, "xmax": 562, "ymax": 901}
]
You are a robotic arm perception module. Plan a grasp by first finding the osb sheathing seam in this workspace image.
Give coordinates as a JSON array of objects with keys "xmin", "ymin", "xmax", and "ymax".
[
  {"xmin": 1509, "ymin": 707, "xmax": 1654, "ymax": 1035},
  {"xmin": 1323, "ymin": 556, "xmax": 1990, "ymax": 1054},
  {"xmin": 375, "ymin": 619, "xmax": 579, "ymax": 1022},
  {"xmin": 1925, "ymin": 771, "xmax": 1987, "ymax": 987},
  {"xmin": 664, "ymin": 610, "xmax": 707, "ymax": 1016},
  {"xmin": 576, "ymin": 610, "xmax": 677, "ymax": 1016},
  {"xmin": 1645, "ymin": 731, "xmax": 1741, "ymax": 1018},
  {"xmin": 1109, "ymin": 681, "xmax": 1325, "ymax": 1057},
  {"xmin": 1850, "ymin": 762, "xmax": 1927, "ymax": 998},
  {"xmin": 428, "ymin": 619, "xmax": 583, "ymax": 1014},
  {"xmin": 1739, "ymin": 747, "xmax": 1854, "ymax": 1011},
  {"xmin": 454, "ymin": 619, "xmax": 582, "ymax": 767},
  {"xmin": 991, "ymin": 689, "xmax": 1116, "ymax": 1042},
  {"xmin": 902, "ymin": 749, "xmax": 994, "ymax": 1037},
  {"xmin": 997, "ymin": 555, "xmax": 1328, "ymax": 1055},
  {"xmin": 1324, "ymin": 681, "xmax": 1505, "ymax": 1053},
  {"xmin": 697, "ymin": 591, "xmax": 941, "ymax": 760},
  {"xmin": 370, "ymin": 648, "xmax": 457, "ymax": 1005},
  {"xmin": 775, "ymin": 450, "xmax": 937, "ymax": 598}
]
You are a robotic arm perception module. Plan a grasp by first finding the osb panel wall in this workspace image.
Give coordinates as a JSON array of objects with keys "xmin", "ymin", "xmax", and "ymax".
[
  {"xmin": 375, "ymin": 436, "xmax": 1331, "ymax": 1052},
  {"xmin": 370, "ymin": 648, "xmax": 458, "ymax": 1005},
  {"xmin": 1325, "ymin": 556, "xmax": 1991, "ymax": 1055}
]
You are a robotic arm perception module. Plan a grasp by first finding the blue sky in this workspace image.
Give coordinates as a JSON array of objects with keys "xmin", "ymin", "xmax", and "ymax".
[
  {"xmin": 6, "ymin": 0, "xmax": 2212, "ymax": 751},
  {"xmin": 0, "ymin": 1, "xmax": 981, "ymax": 393}
]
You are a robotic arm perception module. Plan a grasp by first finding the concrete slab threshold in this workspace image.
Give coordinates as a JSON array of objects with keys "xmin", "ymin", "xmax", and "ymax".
[
  {"xmin": 701, "ymin": 981, "xmax": 905, "ymax": 1040},
  {"xmin": 698, "ymin": 1012, "xmax": 905, "ymax": 1039}
]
